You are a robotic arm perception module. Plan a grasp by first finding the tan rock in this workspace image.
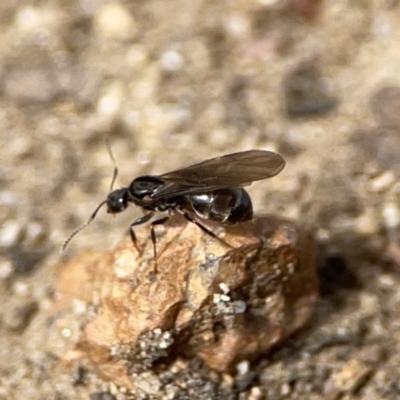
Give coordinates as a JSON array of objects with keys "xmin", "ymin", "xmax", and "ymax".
[{"xmin": 55, "ymin": 215, "xmax": 318, "ymax": 390}]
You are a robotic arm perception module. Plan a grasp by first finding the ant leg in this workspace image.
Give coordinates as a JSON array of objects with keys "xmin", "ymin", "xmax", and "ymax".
[
  {"xmin": 129, "ymin": 212, "xmax": 154, "ymax": 255},
  {"xmin": 178, "ymin": 210, "xmax": 234, "ymax": 249},
  {"xmin": 149, "ymin": 216, "xmax": 170, "ymax": 259},
  {"xmin": 129, "ymin": 229, "xmax": 142, "ymax": 255},
  {"xmin": 149, "ymin": 216, "xmax": 170, "ymax": 273}
]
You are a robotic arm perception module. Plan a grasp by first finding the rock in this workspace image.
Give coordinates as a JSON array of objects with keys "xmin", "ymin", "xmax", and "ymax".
[
  {"xmin": 8, "ymin": 245, "xmax": 48, "ymax": 275},
  {"xmin": 351, "ymin": 127, "xmax": 400, "ymax": 174},
  {"xmin": 289, "ymin": 0, "xmax": 323, "ymax": 20},
  {"xmin": 55, "ymin": 215, "xmax": 318, "ymax": 390},
  {"xmin": 323, "ymin": 359, "xmax": 372, "ymax": 399},
  {"xmin": 283, "ymin": 62, "xmax": 337, "ymax": 118},
  {"xmin": 3, "ymin": 67, "xmax": 60, "ymax": 103},
  {"xmin": 89, "ymin": 392, "xmax": 116, "ymax": 400},
  {"xmin": 60, "ymin": 66, "xmax": 103, "ymax": 108},
  {"xmin": 370, "ymin": 86, "xmax": 400, "ymax": 127},
  {"xmin": 3, "ymin": 300, "xmax": 38, "ymax": 332}
]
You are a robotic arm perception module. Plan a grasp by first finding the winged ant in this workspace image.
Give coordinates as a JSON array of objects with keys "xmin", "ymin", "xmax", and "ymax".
[{"xmin": 62, "ymin": 147, "xmax": 285, "ymax": 268}]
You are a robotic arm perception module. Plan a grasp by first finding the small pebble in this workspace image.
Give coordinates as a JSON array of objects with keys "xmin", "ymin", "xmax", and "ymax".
[
  {"xmin": 369, "ymin": 171, "xmax": 396, "ymax": 192},
  {"xmin": 4, "ymin": 68, "xmax": 59, "ymax": 103},
  {"xmin": 15, "ymin": 6, "xmax": 42, "ymax": 31},
  {"xmin": 220, "ymin": 294, "xmax": 230, "ymax": 302},
  {"xmin": 0, "ymin": 259, "xmax": 13, "ymax": 279},
  {"xmin": 4, "ymin": 300, "xmax": 38, "ymax": 332},
  {"xmin": 328, "ymin": 359, "xmax": 371, "ymax": 393},
  {"xmin": 72, "ymin": 299, "xmax": 87, "ymax": 315},
  {"xmin": 135, "ymin": 372, "xmax": 162, "ymax": 395},
  {"xmin": 13, "ymin": 281, "xmax": 29, "ymax": 296},
  {"xmin": 233, "ymin": 300, "xmax": 247, "ymax": 314},
  {"xmin": 236, "ymin": 360, "xmax": 250, "ymax": 375},
  {"xmin": 61, "ymin": 328, "xmax": 72, "ymax": 338},
  {"xmin": 378, "ymin": 273, "xmax": 395, "ymax": 288},
  {"xmin": 25, "ymin": 221, "xmax": 46, "ymax": 246},
  {"xmin": 0, "ymin": 220, "xmax": 23, "ymax": 247},
  {"xmin": 354, "ymin": 127, "xmax": 400, "ymax": 173},
  {"xmin": 213, "ymin": 293, "xmax": 222, "ymax": 303},
  {"xmin": 126, "ymin": 45, "xmax": 148, "ymax": 68},
  {"xmin": 160, "ymin": 50, "xmax": 183, "ymax": 71},
  {"xmin": 89, "ymin": 392, "xmax": 117, "ymax": 400},
  {"xmin": 96, "ymin": 82, "xmax": 124, "ymax": 118},
  {"xmin": 94, "ymin": 4, "xmax": 137, "ymax": 40},
  {"xmin": 249, "ymin": 386, "xmax": 263, "ymax": 400},
  {"xmin": 382, "ymin": 202, "xmax": 400, "ymax": 230},
  {"xmin": 224, "ymin": 12, "xmax": 250, "ymax": 39},
  {"xmin": 370, "ymin": 86, "xmax": 400, "ymax": 127},
  {"xmin": 284, "ymin": 62, "xmax": 337, "ymax": 118},
  {"xmin": 219, "ymin": 282, "xmax": 230, "ymax": 294}
]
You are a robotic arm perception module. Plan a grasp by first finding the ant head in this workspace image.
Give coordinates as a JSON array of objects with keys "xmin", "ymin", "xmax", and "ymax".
[{"xmin": 106, "ymin": 187, "xmax": 129, "ymax": 214}]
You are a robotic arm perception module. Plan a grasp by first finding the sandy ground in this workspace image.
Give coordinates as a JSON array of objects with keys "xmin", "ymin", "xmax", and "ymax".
[{"xmin": 1, "ymin": 0, "xmax": 400, "ymax": 399}]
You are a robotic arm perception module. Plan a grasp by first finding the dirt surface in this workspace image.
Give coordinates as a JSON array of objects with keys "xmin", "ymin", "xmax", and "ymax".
[{"xmin": 1, "ymin": 0, "xmax": 400, "ymax": 399}]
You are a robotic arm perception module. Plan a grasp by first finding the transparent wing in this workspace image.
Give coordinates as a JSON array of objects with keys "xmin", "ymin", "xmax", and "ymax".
[{"xmin": 151, "ymin": 150, "xmax": 285, "ymax": 199}]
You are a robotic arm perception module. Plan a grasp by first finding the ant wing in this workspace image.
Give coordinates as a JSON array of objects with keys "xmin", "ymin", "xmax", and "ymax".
[
  {"xmin": 150, "ymin": 181, "xmax": 253, "ymax": 199},
  {"xmin": 152, "ymin": 150, "xmax": 285, "ymax": 199}
]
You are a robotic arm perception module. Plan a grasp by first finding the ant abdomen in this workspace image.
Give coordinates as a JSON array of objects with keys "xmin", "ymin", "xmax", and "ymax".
[{"xmin": 189, "ymin": 188, "xmax": 253, "ymax": 224}]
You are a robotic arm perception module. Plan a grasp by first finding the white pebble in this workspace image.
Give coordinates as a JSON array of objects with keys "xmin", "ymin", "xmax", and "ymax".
[
  {"xmin": 96, "ymin": 82, "xmax": 124, "ymax": 117},
  {"xmin": 0, "ymin": 220, "xmax": 23, "ymax": 247},
  {"xmin": 213, "ymin": 293, "xmax": 222, "ymax": 303},
  {"xmin": 159, "ymin": 340, "xmax": 170, "ymax": 349},
  {"xmin": 224, "ymin": 13, "xmax": 250, "ymax": 39},
  {"xmin": 15, "ymin": 6, "xmax": 42, "ymax": 31},
  {"xmin": 13, "ymin": 281, "xmax": 29, "ymax": 296},
  {"xmin": 25, "ymin": 222, "xmax": 45, "ymax": 244},
  {"xmin": 135, "ymin": 372, "xmax": 161, "ymax": 395},
  {"xmin": 383, "ymin": 203, "xmax": 400, "ymax": 229},
  {"xmin": 160, "ymin": 50, "xmax": 183, "ymax": 71},
  {"xmin": 61, "ymin": 328, "xmax": 72, "ymax": 338},
  {"xmin": 219, "ymin": 282, "xmax": 229, "ymax": 294},
  {"xmin": 163, "ymin": 331, "xmax": 172, "ymax": 339},
  {"xmin": 72, "ymin": 299, "xmax": 87, "ymax": 315},
  {"xmin": 249, "ymin": 386, "xmax": 263, "ymax": 400},
  {"xmin": 220, "ymin": 294, "xmax": 230, "ymax": 302},
  {"xmin": 236, "ymin": 360, "xmax": 250, "ymax": 375},
  {"xmin": 281, "ymin": 383, "xmax": 291, "ymax": 396}
]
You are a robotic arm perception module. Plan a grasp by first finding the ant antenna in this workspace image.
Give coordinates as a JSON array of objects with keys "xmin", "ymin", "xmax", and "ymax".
[
  {"xmin": 61, "ymin": 199, "xmax": 108, "ymax": 253},
  {"xmin": 106, "ymin": 135, "xmax": 119, "ymax": 191},
  {"xmin": 61, "ymin": 137, "xmax": 119, "ymax": 253}
]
